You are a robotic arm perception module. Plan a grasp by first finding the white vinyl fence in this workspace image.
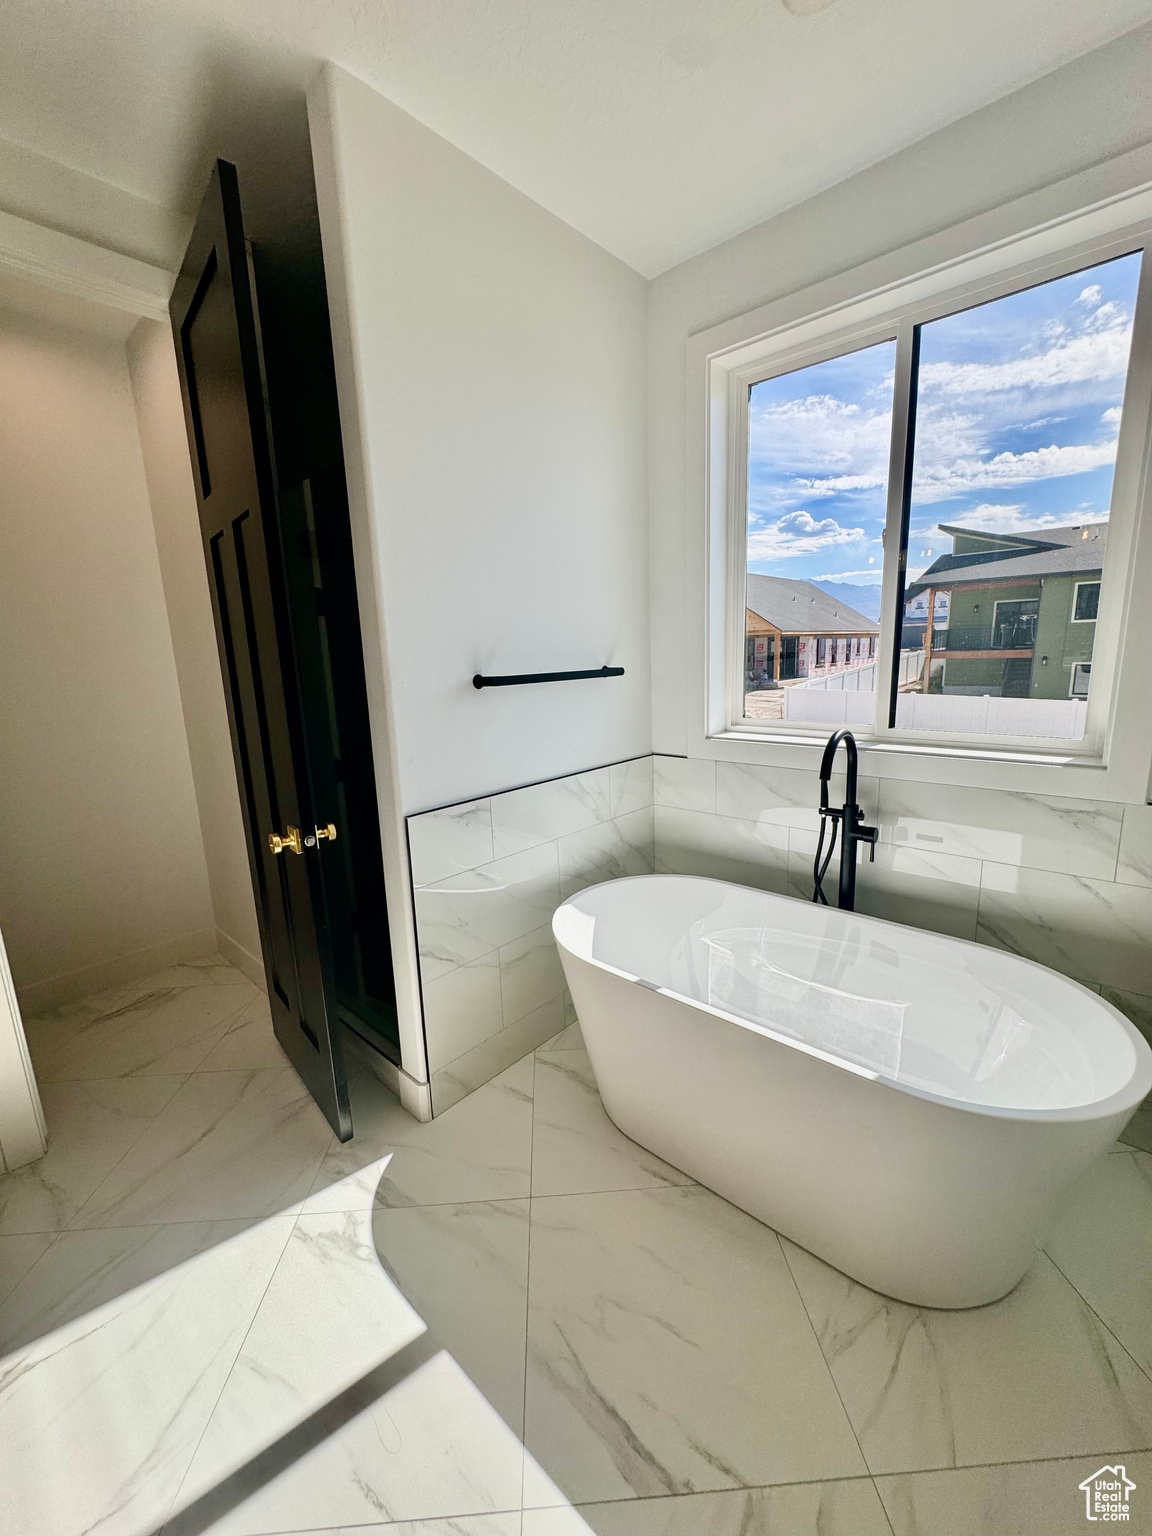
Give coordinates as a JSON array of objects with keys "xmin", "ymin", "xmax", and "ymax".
[
  {"xmin": 893, "ymin": 693, "xmax": 1087, "ymax": 738},
  {"xmin": 784, "ymin": 688, "xmax": 875, "ymax": 725},
  {"xmin": 783, "ymin": 652, "xmax": 1088, "ymax": 739},
  {"xmin": 783, "ymin": 652, "xmax": 919, "ymax": 726},
  {"xmin": 797, "ymin": 661, "xmax": 878, "ymax": 692}
]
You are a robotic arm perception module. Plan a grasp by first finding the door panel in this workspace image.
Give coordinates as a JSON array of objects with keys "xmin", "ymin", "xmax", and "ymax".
[
  {"xmin": 170, "ymin": 161, "xmax": 352, "ymax": 1139},
  {"xmin": 276, "ymin": 469, "xmax": 399, "ymax": 1053},
  {"xmin": 249, "ymin": 233, "xmax": 401, "ymax": 1060}
]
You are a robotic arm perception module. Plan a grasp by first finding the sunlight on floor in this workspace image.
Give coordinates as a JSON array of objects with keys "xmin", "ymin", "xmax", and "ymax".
[{"xmin": 0, "ymin": 1150, "xmax": 591, "ymax": 1536}]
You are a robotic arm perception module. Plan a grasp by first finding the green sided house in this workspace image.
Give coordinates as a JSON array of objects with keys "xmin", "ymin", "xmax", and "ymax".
[{"xmin": 904, "ymin": 522, "xmax": 1105, "ymax": 700}]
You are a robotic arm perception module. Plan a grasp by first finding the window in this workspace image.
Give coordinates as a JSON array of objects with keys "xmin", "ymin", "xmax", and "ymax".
[
  {"xmin": 1073, "ymin": 581, "xmax": 1100, "ymax": 622},
  {"xmin": 732, "ymin": 242, "xmax": 1147, "ymax": 750},
  {"xmin": 991, "ymin": 598, "xmax": 1039, "ymax": 651},
  {"xmin": 742, "ymin": 338, "xmax": 896, "ymax": 716}
]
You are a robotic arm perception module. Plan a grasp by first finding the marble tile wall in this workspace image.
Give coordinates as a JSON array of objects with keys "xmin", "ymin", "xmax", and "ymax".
[
  {"xmin": 410, "ymin": 752, "xmax": 1152, "ymax": 1116},
  {"xmin": 407, "ymin": 759, "xmax": 654, "ymax": 1115},
  {"xmin": 653, "ymin": 754, "xmax": 1152, "ymax": 1063}
]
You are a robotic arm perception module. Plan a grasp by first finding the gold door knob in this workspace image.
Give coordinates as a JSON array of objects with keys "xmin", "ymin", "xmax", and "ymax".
[
  {"xmin": 315, "ymin": 822, "xmax": 337, "ymax": 843},
  {"xmin": 268, "ymin": 825, "xmax": 304, "ymax": 856}
]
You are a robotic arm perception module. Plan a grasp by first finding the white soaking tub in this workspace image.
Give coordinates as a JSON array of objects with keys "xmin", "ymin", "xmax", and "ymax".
[{"xmin": 552, "ymin": 875, "xmax": 1152, "ymax": 1308}]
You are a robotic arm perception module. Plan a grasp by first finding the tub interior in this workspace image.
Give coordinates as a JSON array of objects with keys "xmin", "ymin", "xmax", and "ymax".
[{"xmin": 556, "ymin": 877, "xmax": 1145, "ymax": 1113}]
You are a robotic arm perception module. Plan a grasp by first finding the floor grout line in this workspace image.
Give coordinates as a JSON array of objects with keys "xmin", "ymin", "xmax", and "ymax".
[
  {"xmin": 0, "ymin": 1226, "xmax": 65, "ymax": 1307},
  {"xmin": 1041, "ymin": 1243, "xmax": 1152, "ymax": 1388},
  {"xmin": 155, "ymin": 1200, "xmax": 304, "ymax": 1534},
  {"xmin": 53, "ymin": 1071, "xmax": 193, "ymax": 1234},
  {"xmin": 872, "ymin": 1473, "xmax": 898, "ymax": 1534},
  {"xmin": 28, "ymin": 986, "xmax": 257, "ymax": 1085},
  {"xmin": 775, "ymin": 1233, "xmax": 880, "ymax": 1492},
  {"xmin": 353, "ymin": 1442, "xmax": 1152, "ymax": 1529},
  {"xmin": 526, "ymin": 1445, "xmax": 1152, "ymax": 1512},
  {"xmin": 521, "ymin": 1045, "xmax": 539, "ymax": 1511},
  {"xmin": 29, "ymin": 1063, "xmax": 285, "ymax": 1086},
  {"xmin": 5, "ymin": 1209, "xmax": 316, "ymax": 1237},
  {"xmin": 535, "ymin": 1469, "xmax": 889, "ymax": 1507},
  {"xmin": 868, "ymin": 1444, "xmax": 1152, "ymax": 1480},
  {"xmin": 777, "ymin": 1236, "xmax": 1152, "ymax": 1483}
]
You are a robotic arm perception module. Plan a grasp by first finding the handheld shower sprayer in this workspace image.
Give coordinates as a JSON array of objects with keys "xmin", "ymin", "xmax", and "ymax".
[{"xmin": 812, "ymin": 729, "xmax": 878, "ymax": 911}]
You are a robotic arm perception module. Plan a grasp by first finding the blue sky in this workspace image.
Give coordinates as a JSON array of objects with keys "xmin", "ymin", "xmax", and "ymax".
[{"xmin": 746, "ymin": 250, "xmax": 1143, "ymax": 585}]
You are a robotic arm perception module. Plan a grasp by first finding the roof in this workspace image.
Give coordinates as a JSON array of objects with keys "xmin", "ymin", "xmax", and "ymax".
[
  {"xmin": 906, "ymin": 522, "xmax": 1107, "ymax": 599},
  {"xmin": 746, "ymin": 574, "xmax": 879, "ymax": 635}
]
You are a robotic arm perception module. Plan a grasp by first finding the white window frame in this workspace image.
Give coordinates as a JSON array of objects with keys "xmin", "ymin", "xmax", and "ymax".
[
  {"xmin": 688, "ymin": 178, "xmax": 1152, "ymax": 802},
  {"xmin": 1071, "ymin": 579, "xmax": 1101, "ymax": 623}
]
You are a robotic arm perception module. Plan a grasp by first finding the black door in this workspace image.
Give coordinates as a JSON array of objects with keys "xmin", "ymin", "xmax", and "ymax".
[
  {"xmin": 169, "ymin": 161, "xmax": 389, "ymax": 1140},
  {"xmin": 249, "ymin": 222, "xmax": 400, "ymax": 1068}
]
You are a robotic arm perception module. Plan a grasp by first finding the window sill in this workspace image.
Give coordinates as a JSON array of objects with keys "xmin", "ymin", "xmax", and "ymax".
[{"xmin": 714, "ymin": 726, "xmax": 1104, "ymax": 769}]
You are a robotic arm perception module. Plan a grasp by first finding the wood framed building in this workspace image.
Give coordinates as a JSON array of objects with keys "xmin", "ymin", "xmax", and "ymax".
[{"xmin": 745, "ymin": 574, "xmax": 879, "ymax": 689}]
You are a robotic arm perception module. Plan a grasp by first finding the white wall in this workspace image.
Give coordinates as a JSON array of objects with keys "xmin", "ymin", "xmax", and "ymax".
[
  {"xmin": 0, "ymin": 308, "xmax": 215, "ymax": 1010},
  {"xmin": 0, "ymin": 920, "xmax": 46, "ymax": 1173},
  {"xmin": 126, "ymin": 318, "xmax": 263, "ymax": 985},
  {"xmin": 309, "ymin": 64, "xmax": 651, "ymax": 1085},
  {"xmin": 649, "ymin": 23, "xmax": 1152, "ymax": 755},
  {"xmin": 309, "ymin": 65, "xmax": 651, "ymax": 815}
]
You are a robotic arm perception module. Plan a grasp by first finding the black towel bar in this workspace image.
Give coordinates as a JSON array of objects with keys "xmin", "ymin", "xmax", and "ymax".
[{"xmin": 473, "ymin": 665, "xmax": 624, "ymax": 689}]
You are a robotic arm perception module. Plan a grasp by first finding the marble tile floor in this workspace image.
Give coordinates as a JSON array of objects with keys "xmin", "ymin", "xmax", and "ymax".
[{"xmin": 1, "ymin": 958, "xmax": 1152, "ymax": 1535}]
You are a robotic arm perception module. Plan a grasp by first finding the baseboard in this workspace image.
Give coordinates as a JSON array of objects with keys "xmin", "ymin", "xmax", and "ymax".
[
  {"xmin": 215, "ymin": 928, "xmax": 266, "ymax": 991},
  {"xmin": 343, "ymin": 1027, "xmax": 432, "ymax": 1122},
  {"xmin": 17, "ymin": 927, "xmax": 219, "ymax": 1016}
]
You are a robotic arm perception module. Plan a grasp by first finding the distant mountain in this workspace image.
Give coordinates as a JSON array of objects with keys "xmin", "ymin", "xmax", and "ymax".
[{"xmin": 814, "ymin": 581, "xmax": 883, "ymax": 623}]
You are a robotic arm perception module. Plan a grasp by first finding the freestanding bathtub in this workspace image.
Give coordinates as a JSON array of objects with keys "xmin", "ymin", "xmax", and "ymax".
[{"xmin": 552, "ymin": 875, "xmax": 1152, "ymax": 1308}]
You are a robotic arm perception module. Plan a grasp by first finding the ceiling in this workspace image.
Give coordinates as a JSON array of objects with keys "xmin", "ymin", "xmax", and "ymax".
[{"xmin": 1, "ymin": 0, "xmax": 1151, "ymax": 277}]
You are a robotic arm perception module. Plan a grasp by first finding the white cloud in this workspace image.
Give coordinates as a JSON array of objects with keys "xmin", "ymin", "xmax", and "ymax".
[
  {"xmin": 934, "ymin": 502, "xmax": 1023, "ymax": 531},
  {"xmin": 919, "ymin": 325, "xmax": 1132, "ymax": 396},
  {"xmin": 912, "ymin": 439, "xmax": 1118, "ymax": 502},
  {"xmin": 749, "ymin": 393, "xmax": 892, "ymax": 488},
  {"xmin": 748, "ymin": 510, "xmax": 865, "ymax": 561},
  {"xmin": 925, "ymin": 503, "xmax": 1109, "ymax": 536},
  {"xmin": 793, "ymin": 472, "xmax": 887, "ymax": 495},
  {"xmin": 814, "ymin": 568, "xmax": 884, "ymax": 583},
  {"xmin": 1085, "ymin": 300, "xmax": 1124, "ymax": 333},
  {"xmin": 749, "ymin": 287, "xmax": 1133, "ymax": 525}
]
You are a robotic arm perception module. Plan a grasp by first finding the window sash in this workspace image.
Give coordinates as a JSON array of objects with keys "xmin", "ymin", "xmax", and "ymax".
[
  {"xmin": 726, "ymin": 226, "xmax": 1152, "ymax": 758},
  {"xmin": 1072, "ymin": 581, "xmax": 1101, "ymax": 623}
]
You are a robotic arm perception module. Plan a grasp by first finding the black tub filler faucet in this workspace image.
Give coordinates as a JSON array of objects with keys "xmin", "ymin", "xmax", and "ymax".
[{"xmin": 812, "ymin": 729, "xmax": 878, "ymax": 911}]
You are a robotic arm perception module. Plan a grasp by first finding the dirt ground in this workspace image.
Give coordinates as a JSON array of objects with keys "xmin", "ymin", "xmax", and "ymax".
[{"xmin": 743, "ymin": 685, "xmax": 796, "ymax": 721}]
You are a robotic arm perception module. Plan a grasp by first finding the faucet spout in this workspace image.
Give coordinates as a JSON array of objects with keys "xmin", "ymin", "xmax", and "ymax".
[
  {"xmin": 818, "ymin": 728, "xmax": 858, "ymax": 812},
  {"xmin": 814, "ymin": 729, "xmax": 877, "ymax": 911}
]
